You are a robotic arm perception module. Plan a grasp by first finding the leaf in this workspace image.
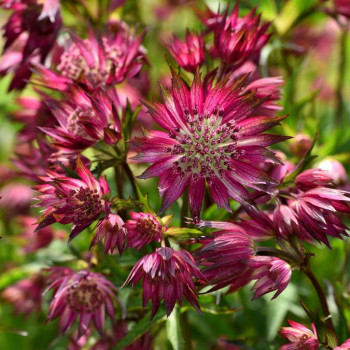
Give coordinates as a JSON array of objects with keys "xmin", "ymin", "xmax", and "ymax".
[
  {"xmin": 165, "ymin": 227, "xmax": 203, "ymax": 239},
  {"xmin": 160, "ymin": 215, "xmax": 174, "ymax": 226},
  {"xmin": 110, "ymin": 196, "xmax": 143, "ymax": 212},
  {"xmin": 167, "ymin": 305, "xmax": 184, "ymax": 350},
  {"xmin": 115, "ymin": 310, "xmax": 166, "ymax": 350},
  {"xmin": 123, "ymin": 101, "xmax": 141, "ymax": 152},
  {"xmin": 134, "ymin": 181, "xmax": 156, "ymax": 215}
]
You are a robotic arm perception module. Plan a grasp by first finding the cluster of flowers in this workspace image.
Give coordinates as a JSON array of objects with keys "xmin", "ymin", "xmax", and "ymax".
[{"xmin": 1, "ymin": 0, "xmax": 350, "ymax": 349}]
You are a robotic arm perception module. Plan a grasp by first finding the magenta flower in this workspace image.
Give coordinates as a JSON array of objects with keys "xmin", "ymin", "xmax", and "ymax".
[
  {"xmin": 317, "ymin": 159, "xmax": 347, "ymax": 186},
  {"xmin": 335, "ymin": 339, "xmax": 350, "ymax": 349},
  {"xmin": 248, "ymin": 256, "xmax": 291, "ymax": 299},
  {"xmin": 45, "ymin": 268, "xmax": 118, "ymax": 336},
  {"xmin": 164, "ymin": 29, "xmax": 205, "ymax": 73},
  {"xmin": 279, "ymin": 320, "xmax": 318, "ymax": 350},
  {"xmin": 39, "ymin": 87, "xmax": 121, "ymax": 156},
  {"xmin": 90, "ymin": 214, "xmax": 126, "ymax": 255},
  {"xmin": 132, "ymin": 70, "xmax": 288, "ymax": 221},
  {"xmin": 36, "ymin": 23, "xmax": 146, "ymax": 91},
  {"xmin": 211, "ymin": 4, "xmax": 270, "ymax": 68},
  {"xmin": 2, "ymin": 274, "xmax": 44, "ymax": 315},
  {"xmin": 34, "ymin": 157, "xmax": 110, "ymax": 242},
  {"xmin": 124, "ymin": 247, "xmax": 205, "ymax": 317},
  {"xmin": 334, "ymin": 0, "xmax": 350, "ymax": 18},
  {"xmin": 195, "ymin": 223, "xmax": 255, "ymax": 293},
  {"xmin": 124, "ymin": 212, "xmax": 163, "ymax": 249},
  {"xmin": 275, "ymin": 169, "xmax": 350, "ymax": 246},
  {"xmin": 0, "ymin": 0, "xmax": 61, "ymax": 90}
]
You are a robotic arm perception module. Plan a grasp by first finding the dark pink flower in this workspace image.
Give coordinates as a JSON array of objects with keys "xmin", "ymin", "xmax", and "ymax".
[
  {"xmin": 195, "ymin": 222, "xmax": 255, "ymax": 293},
  {"xmin": 279, "ymin": 320, "xmax": 318, "ymax": 350},
  {"xmin": 36, "ymin": 24, "xmax": 146, "ymax": 91},
  {"xmin": 334, "ymin": 0, "xmax": 350, "ymax": 18},
  {"xmin": 39, "ymin": 87, "xmax": 121, "ymax": 155},
  {"xmin": 334, "ymin": 339, "xmax": 350, "ymax": 349},
  {"xmin": 124, "ymin": 247, "xmax": 205, "ymax": 317},
  {"xmin": 34, "ymin": 157, "xmax": 110, "ymax": 242},
  {"xmin": 211, "ymin": 4, "xmax": 271, "ymax": 67},
  {"xmin": 289, "ymin": 133, "xmax": 312, "ymax": 157},
  {"xmin": 124, "ymin": 212, "xmax": 163, "ymax": 249},
  {"xmin": 275, "ymin": 169, "xmax": 350, "ymax": 246},
  {"xmin": 90, "ymin": 214, "xmax": 126, "ymax": 255},
  {"xmin": 317, "ymin": 159, "xmax": 347, "ymax": 185},
  {"xmin": 248, "ymin": 256, "xmax": 291, "ymax": 299},
  {"xmin": 165, "ymin": 29, "xmax": 205, "ymax": 73},
  {"xmin": 2, "ymin": 274, "xmax": 44, "ymax": 315},
  {"xmin": 131, "ymin": 70, "xmax": 288, "ymax": 221},
  {"xmin": 0, "ymin": 0, "xmax": 61, "ymax": 90},
  {"xmin": 45, "ymin": 268, "xmax": 118, "ymax": 336}
]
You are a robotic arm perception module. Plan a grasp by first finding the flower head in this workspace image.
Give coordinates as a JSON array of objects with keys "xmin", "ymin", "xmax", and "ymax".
[
  {"xmin": 132, "ymin": 70, "xmax": 288, "ymax": 221},
  {"xmin": 248, "ymin": 256, "xmax": 291, "ymax": 299},
  {"xmin": 279, "ymin": 320, "xmax": 318, "ymax": 350},
  {"xmin": 334, "ymin": 339, "xmax": 350, "ymax": 349},
  {"xmin": 39, "ymin": 87, "xmax": 121, "ymax": 155},
  {"xmin": 334, "ymin": 0, "xmax": 350, "ymax": 18},
  {"xmin": 124, "ymin": 247, "xmax": 205, "ymax": 317},
  {"xmin": 164, "ymin": 29, "xmax": 205, "ymax": 73},
  {"xmin": 36, "ymin": 24, "xmax": 146, "ymax": 91},
  {"xmin": 46, "ymin": 268, "xmax": 118, "ymax": 336},
  {"xmin": 124, "ymin": 212, "xmax": 163, "ymax": 249},
  {"xmin": 34, "ymin": 157, "xmax": 110, "ymax": 242},
  {"xmin": 2, "ymin": 274, "xmax": 44, "ymax": 315},
  {"xmin": 90, "ymin": 214, "xmax": 126, "ymax": 255},
  {"xmin": 211, "ymin": 4, "xmax": 271, "ymax": 67}
]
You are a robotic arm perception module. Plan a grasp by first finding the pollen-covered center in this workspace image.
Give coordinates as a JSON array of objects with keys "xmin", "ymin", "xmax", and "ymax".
[
  {"xmin": 297, "ymin": 334, "xmax": 311, "ymax": 350},
  {"xmin": 165, "ymin": 107, "xmax": 243, "ymax": 181},
  {"xmin": 67, "ymin": 280, "xmax": 103, "ymax": 313},
  {"xmin": 66, "ymin": 106, "xmax": 94, "ymax": 137},
  {"xmin": 69, "ymin": 187, "xmax": 103, "ymax": 223},
  {"xmin": 137, "ymin": 216, "xmax": 161, "ymax": 238}
]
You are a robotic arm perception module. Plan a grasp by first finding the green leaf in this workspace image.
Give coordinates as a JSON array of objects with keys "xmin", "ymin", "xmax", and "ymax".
[
  {"xmin": 165, "ymin": 227, "xmax": 203, "ymax": 239},
  {"xmin": 123, "ymin": 101, "xmax": 141, "ymax": 152},
  {"xmin": 110, "ymin": 196, "xmax": 143, "ymax": 212},
  {"xmin": 115, "ymin": 310, "xmax": 166, "ymax": 350},
  {"xmin": 134, "ymin": 181, "xmax": 156, "ymax": 215},
  {"xmin": 167, "ymin": 305, "xmax": 184, "ymax": 350}
]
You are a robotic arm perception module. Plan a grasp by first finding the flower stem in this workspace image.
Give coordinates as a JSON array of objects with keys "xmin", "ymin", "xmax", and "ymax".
[
  {"xmin": 304, "ymin": 269, "xmax": 336, "ymax": 333},
  {"xmin": 114, "ymin": 165, "xmax": 124, "ymax": 198},
  {"xmin": 122, "ymin": 162, "xmax": 138, "ymax": 199}
]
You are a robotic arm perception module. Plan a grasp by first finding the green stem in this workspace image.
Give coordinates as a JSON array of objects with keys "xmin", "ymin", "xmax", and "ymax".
[
  {"xmin": 180, "ymin": 190, "xmax": 189, "ymax": 227},
  {"xmin": 122, "ymin": 162, "xmax": 138, "ymax": 199},
  {"xmin": 180, "ymin": 311, "xmax": 193, "ymax": 350},
  {"xmin": 114, "ymin": 165, "xmax": 124, "ymax": 198}
]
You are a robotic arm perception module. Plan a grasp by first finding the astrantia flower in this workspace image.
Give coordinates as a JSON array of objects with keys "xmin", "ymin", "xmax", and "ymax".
[
  {"xmin": 164, "ymin": 29, "xmax": 205, "ymax": 73},
  {"xmin": 39, "ymin": 87, "xmax": 121, "ymax": 155},
  {"xmin": 211, "ymin": 4, "xmax": 270, "ymax": 68},
  {"xmin": 279, "ymin": 320, "xmax": 318, "ymax": 350},
  {"xmin": 45, "ymin": 268, "xmax": 117, "ymax": 336},
  {"xmin": 275, "ymin": 169, "xmax": 350, "ymax": 246},
  {"xmin": 124, "ymin": 212, "xmax": 163, "ymax": 249},
  {"xmin": 2, "ymin": 274, "xmax": 44, "ymax": 315},
  {"xmin": 248, "ymin": 256, "xmax": 291, "ymax": 299},
  {"xmin": 90, "ymin": 214, "xmax": 126, "ymax": 255},
  {"xmin": 36, "ymin": 24, "xmax": 146, "ymax": 91},
  {"xmin": 132, "ymin": 70, "xmax": 288, "ymax": 221},
  {"xmin": 34, "ymin": 157, "xmax": 110, "ymax": 242},
  {"xmin": 195, "ymin": 222, "xmax": 255, "ymax": 292},
  {"xmin": 334, "ymin": 339, "xmax": 350, "ymax": 349},
  {"xmin": 0, "ymin": 0, "xmax": 61, "ymax": 90},
  {"xmin": 334, "ymin": 0, "xmax": 350, "ymax": 18},
  {"xmin": 124, "ymin": 247, "xmax": 205, "ymax": 317}
]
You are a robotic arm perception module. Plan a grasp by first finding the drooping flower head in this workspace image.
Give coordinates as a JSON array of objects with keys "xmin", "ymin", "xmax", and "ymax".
[
  {"xmin": 90, "ymin": 214, "xmax": 126, "ymax": 255},
  {"xmin": 45, "ymin": 268, "xmax": 118, "ymax": 336},
  {"xmin": 209, "ymin": 3, "xmax": 271, "ymax": 68},
  {"xmin": 164, "ymin": 29, "xmax": 205, "ymax": 73},
  {"xmin": 124, "ymin": 212, "xmax": 163, "ymax": 249},
  {"xmin": 279, "ymin": 320, "xmax": 318, "ymax": 350},
  {"xmin": 34, "ymin": 157, "xmax": 110, "ymax": 242},
  {"xmin": 2, "ymin": 274, "xmax": 44, "ymax": 315},
  {"xmin": 274, "ymin": 169, "xmax": 350, "ymax": 246},
  {"xmin": 247, "ymin": 256, "xmax": 291, "ymax": 300},
  {"xmin": 0, "ymin": 0, "xmax": 61, "ymax": 90},
  {"xmin": 36, "ymin": 23, "xmax": 146, "ymax": 91},
  {"xmin": 39, "ymin": 87, "xmax": 121, "ymax": 156},
  {"xmin": 124, "ymin": 247, "xmax": 205, "ymax": 317},
  {"xmin": 132, "ymin": 70, "xmax": 288, "ymax": 221}
]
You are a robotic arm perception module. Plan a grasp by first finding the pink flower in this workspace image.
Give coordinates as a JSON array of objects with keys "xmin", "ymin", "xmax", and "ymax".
[
  {"xmin": 39, "ymin": 87, "xmax": 121, "ymax": 155},
  {"xmin": 124, "ymin": 247, "xmax": 205, "ymax": 317},
  {"xmin": 164, "ymin": 29, "xmax": 205, "ymax": 73},
  {"xmin": 45, "ymin": 268, "xmax": 118, "ymax": 336},
  {"xmin": 36, "ymin": 23, "xmax": 146, "ymax": 91},
  {"xmin": 195, "ymin": 222, "xmax": 255, "ymax": 293},
  {"xmin": 334, "ymin": 0, "xmax": 350, "ymax": 18},
  {"xmin": 90, "ymin": 214, "xmax": 126, "ymax": 255},
  {"xmin": 279, "ymin": 320, "xmax": 318, "ymax": 350},
  {"xmin": 34, "ymin": 157, "xmax": 110, "ymax": 242},
  {"xmin": 290, "ymin": 134, "xmax": 312, "ymax": 157},
  {"xmin": 124, "ymin": 212, "xmax": 163, "ymax": 249},
  {"xmin": 0, "ymin": 0, "xmax": 61, "ymax": 90},
  {"xmin": 211, "ymin": 4, "xmax": 271, "ymax": 67},
  {"xmin": 131, "ymin": 70, "xmax": 288, "ymax": 221},
  {"xmin": 248, "ymin": 256, "xmax": 291, "ymax": 299},
  {"xmin": 317, "ymin": 159, "xmax": 347, "ymax": 185},
  {"xmin": 334, "ymin": 339, "xmax": 350, "ymax": 349},
  {"xmin": 2, "ymin": 274, "xmax": 44, "ymax": 315}
]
